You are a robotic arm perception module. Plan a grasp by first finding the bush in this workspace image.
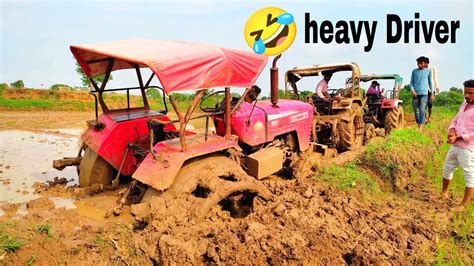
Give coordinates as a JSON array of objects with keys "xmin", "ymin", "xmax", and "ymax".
[
  {"xmin": 0, "ymin": 83, "xmax": 8, "ymax": 90},
  {"xmin": 434, "ymin": 87, "xmax": 464, "ymax": 110},
  {"xmin": 50, "ymin": 84, "xmax": 73, "ymax": 91},
  {"xmin": 10, "ymin": 80, "xmax": 24, "ymax": 88}
]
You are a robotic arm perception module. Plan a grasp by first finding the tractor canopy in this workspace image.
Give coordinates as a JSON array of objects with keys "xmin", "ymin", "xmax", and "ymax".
[
  {"xmin": 347, "ymin": 74, "xmax": 403, "ymax": 85},
  {"xmin": 71, "ymin": 39, "xmax": 268, "ymax": 94},
  {"xmin": 348, "ymin": 74, "xmax": 404, "ymax": 99},
  {"xmin": 285, "ymin": 62, "xmax": 361, "ymax": 80},
  {"xmin": 284, "ymin": 62, "xmax": 362, "ymax": 99}
]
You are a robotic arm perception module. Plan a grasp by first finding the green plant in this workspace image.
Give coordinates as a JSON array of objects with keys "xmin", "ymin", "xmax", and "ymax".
[
  {"xmin": 26, "ymin": 255, "xmax": 36, "ymax": 265},
  {"xmin": 36, "ymin": 224, "xmax": 53, "ymax": 239},
  {"xmin": 0, "ymin": 233, "xmax": 24, "ymax": 252}
]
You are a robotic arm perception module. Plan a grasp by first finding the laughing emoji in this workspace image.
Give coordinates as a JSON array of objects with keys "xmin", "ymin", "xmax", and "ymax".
[{"xmin": 244, "ymin": 7, "xmax": 296, "ymax": 56}]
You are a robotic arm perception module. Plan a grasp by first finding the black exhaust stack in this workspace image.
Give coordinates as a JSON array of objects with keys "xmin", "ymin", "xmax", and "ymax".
[{"xmin": 270, "ymin": 54, "xmax": 282, "ymax": 108}]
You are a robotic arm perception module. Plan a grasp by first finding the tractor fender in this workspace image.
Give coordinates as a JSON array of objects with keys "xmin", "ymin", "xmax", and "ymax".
[
  {"xmin": 132, "ymin": 136, "xmax": 242, "ymax": 191},
  {"xmin": 332, "ymin": 98, "xmax": 364, "ymax": 112},
  {"xmin": 381, "ymin": 99, "xmax": 401, "ymax": 109}
]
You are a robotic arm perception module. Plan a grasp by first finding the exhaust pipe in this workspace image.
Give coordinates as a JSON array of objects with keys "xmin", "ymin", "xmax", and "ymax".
[{"xmin": 270, "ymin": 54, "xmax": 282, "ymax": 108}]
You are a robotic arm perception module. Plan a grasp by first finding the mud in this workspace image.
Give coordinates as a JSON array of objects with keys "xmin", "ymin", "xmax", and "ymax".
[{"xmin": 1, "ymin": 111, "xmax": 472, "ymax": 264}]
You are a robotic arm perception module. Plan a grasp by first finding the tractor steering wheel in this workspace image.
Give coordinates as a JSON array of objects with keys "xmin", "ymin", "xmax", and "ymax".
[{"xmin": 199, "ymin": 90, "xmax": 226, "ymax": 113}]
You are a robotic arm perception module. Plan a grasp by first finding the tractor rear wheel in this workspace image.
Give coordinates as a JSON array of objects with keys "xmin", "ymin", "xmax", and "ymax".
[
  {"xmin": 78, "ymin": 148, "xmax": 114, "ymax": 187},
  {"xmin": 384, "ymin": 106, "xmax": 404, "ymax": 134},
  {"xmin": 336, "ymin": 104, "xmax": 364, "ymax": 152},
  {"xmin": 140, "ymin": 155, "xmax": 271, "ymax": 219}
]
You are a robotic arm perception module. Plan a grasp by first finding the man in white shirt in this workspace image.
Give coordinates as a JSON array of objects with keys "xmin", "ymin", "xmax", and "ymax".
[{"xmin": 315, "ymin": 72, "xmax": 332, "ymax": 101}]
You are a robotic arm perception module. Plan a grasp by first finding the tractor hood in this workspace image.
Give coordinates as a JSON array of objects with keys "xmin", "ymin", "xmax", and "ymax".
[{"xmin": 71, "ymin": 39, "xmax": 268, "ymax": 94}]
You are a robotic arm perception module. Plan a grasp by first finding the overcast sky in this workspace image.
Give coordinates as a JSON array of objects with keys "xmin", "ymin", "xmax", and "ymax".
[{"xmin": 1, "ymin": 0, "xmax": 472, "ymax": 96}]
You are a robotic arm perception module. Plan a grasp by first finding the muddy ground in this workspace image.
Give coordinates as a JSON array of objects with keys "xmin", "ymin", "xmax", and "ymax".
[{"xmin": 0, "ymin": 111, "xmax": 472, "ymax": 265}]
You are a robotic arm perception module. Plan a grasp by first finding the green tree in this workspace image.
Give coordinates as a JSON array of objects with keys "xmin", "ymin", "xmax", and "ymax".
[
  {"xmin": 10, "ymin": 80, "xmax": 24, "ymax": 88},
  {"xmin": 146, "ymin": 88, "xmax": 163, "ymax": 101},
  {"xmin": 434, "ymin": 87, "xmax": 464, "ymax": 109},
  {"xmin": 0, "ymin": 83, "xmax": 8, "ymax": 90},
  {"xmin": 398, "ymin": 85, "xmax": 413, "ymax": 110},
  {"xmin": 75, "ymin": 62, "xmax": 112, "ymax": 88}
]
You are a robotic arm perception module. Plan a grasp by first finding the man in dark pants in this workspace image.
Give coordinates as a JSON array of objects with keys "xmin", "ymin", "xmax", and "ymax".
[{"xmin": 410, "ymin": 56, "xmax": 433, "ymax": 128}]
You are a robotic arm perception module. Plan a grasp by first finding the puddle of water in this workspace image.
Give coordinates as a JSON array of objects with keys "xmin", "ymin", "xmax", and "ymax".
[
  {"xmin": 50, "ymin": 196, "xmax": 76, "ymax": 209},
  {"xmin": 0, "ymin": 130, "xmax": 82, "ymax": 204},
  {"xmin": 73, "ymin": 201, "xmax": 107, "ymax": 220}
]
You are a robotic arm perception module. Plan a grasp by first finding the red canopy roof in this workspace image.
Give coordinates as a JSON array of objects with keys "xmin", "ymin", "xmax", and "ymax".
[{"xmin": 70, "ymin": 39, "xmax": 268, "ymax": 94}]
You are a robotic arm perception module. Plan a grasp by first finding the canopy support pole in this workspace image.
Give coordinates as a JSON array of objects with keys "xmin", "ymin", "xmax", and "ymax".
[{"xmin": 135, "ymin": 65, "xmax": 150, "ymax": 109}]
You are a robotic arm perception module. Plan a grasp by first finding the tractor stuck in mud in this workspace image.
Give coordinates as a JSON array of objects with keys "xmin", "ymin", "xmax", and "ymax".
[
  {"xmin": 285, "ymin": 63, "xmax": 366, "ymax": 152},
  {"xmin": 351, "ymin": 74, "xmax": 405, "ymax": 134},
  {"xmin": 52, "ymin": 39, "xmax": 316, "ymax": 218},
  {"xmin": 53, "ymin": 39, "xmax": 399, "ymax": 219}
]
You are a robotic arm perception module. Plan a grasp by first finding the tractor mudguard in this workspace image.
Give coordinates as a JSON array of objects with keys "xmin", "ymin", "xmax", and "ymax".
[
  {"xmin": 381, "ymin": 99, "xmax": 401, "ymax": 109},
  {"xmin": 132, "ymin": 134, "xmax": 242, "ymax": 191},
  {"xmin": 331, "ymin": 98, "xmax": 365, "ymax": 113}
]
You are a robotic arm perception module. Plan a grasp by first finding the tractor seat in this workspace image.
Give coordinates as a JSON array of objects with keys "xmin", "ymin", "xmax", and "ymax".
[
  {"xmin": 311, "ymin": 94, "xmax": 331, "ymax": 115},
  {"xmin": 366, "ymin": 94, "xmax": 382, "ymax": 104}
]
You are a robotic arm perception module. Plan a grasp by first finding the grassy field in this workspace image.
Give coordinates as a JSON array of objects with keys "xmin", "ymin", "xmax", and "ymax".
[{"xmin": 0, "ymin": 88, "xmax": 192, "ymax": 111}]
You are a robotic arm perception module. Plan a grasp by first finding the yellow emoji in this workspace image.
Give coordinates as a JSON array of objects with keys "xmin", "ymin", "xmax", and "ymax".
[{"xmin": 244, "ymin": 7, "xmax": 297, "ymax": 56}]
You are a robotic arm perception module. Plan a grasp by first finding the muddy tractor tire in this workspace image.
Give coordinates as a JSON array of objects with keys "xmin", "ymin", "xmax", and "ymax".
[
  {"xmin": 141, "ymin": 155, "xmax": 271, "ymax": 220},
  {"xmin": 78, "ymin": 148, "xmax": 114, "ymax": 187},
  {"xmin": 384, "ymin": 105, "xmax": 404, "ymax": 134},
  {"xmin": 336, "ymin": 104, "xmax": 364, "ymax": 152}
]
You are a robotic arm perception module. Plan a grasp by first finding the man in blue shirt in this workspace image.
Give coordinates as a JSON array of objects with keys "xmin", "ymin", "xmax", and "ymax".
[{"xmin": 410, "ymin": 56, "xmax": 433, "ymax": 128}]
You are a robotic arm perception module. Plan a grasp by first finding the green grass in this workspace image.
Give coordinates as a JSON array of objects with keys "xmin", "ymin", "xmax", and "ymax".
[
  {"xmin": 26, "ymin": 255, "xmax": 36, "ymax": 265},
  {"xmin": 0, "ymin": 232, "xmax": 24, "ymax": 252},
  {"xmin": 317, "ymin": 162, "xmax": 380, "ymax": 193},
  {"xmin": 36, "ymin": 224, "xmax": 53, "ymax": 239},
  {"xmin": 0, "ymin": 98, "xmax": 95, "ymax": 111},
  {"xmin": 434, "ymin": 204, "xmax": 474, "ymax": 265}
]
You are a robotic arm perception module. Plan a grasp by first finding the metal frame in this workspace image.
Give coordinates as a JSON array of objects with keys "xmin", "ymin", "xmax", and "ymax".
[
  {"xmin": 85, "ymin": 57, "xmax": 238, "ymax": 151},
  {"xmin": 347, "ymin": 74, "xmax": 403, "ymax": 99},
  {"xmin": 86, "ymin": 58, "xmax": 167, "ymax": 114},
  {"xmin": 284, "ymin": 62, "xmax": 362, "ymax": 99}
]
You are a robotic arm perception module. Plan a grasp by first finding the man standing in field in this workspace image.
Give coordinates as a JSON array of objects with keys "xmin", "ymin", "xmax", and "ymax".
[
  {"xmin": 410, "ymin": 56, "xmax": 433, "ymax": 128},
  {"xmin": 426, "ymin": 66, "xmax": 440, "ymax": 123},
  {"xmin": 441, "ymin": 79, "xmax": 474, "ymax": 211}
]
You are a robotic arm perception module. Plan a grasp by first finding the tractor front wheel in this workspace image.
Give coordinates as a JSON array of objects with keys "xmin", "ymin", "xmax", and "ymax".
[
  {"xmin": 384, "ymin": 105, "xmax": 404, "ymax": 134},
  {"xmin": 140, "ymin": 155, "xmax": 271, "ymax": 219},
  {"xmin": 78, "ymin": 148, "xmax": 114, "ymax": 187},
  {"xmin": 336, "ymin": 104, "xmax": 364, "ymax": 152}
]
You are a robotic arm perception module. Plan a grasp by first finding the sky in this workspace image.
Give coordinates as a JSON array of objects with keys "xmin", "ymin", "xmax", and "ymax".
[{"xmin": 1, "ymin": 0, "xmax": 473, "ymax": 96}]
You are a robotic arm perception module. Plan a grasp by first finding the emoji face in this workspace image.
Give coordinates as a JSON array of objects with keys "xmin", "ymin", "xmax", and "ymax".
[{"xmin": 244, "ymin": 7, "xmax": 297, "ymax": 56}]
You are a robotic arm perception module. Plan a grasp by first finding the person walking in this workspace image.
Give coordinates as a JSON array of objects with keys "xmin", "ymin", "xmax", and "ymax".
[
  {"xmin": 409, "ymin": 56, "xmax": 433, "ymax": 128},
  {"xmin": 441, "ymin": 79, "xmax": 474, "ymax": 211}
]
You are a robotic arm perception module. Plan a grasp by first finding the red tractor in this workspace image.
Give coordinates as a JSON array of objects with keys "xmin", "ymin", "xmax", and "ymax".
[
  {"xmin": 352, "ymin": 74, "xmax": 405, "ymax": 134},
  {"xmin": 54, "ymin": 39, "xmax": 316, "ymax": 218}
]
